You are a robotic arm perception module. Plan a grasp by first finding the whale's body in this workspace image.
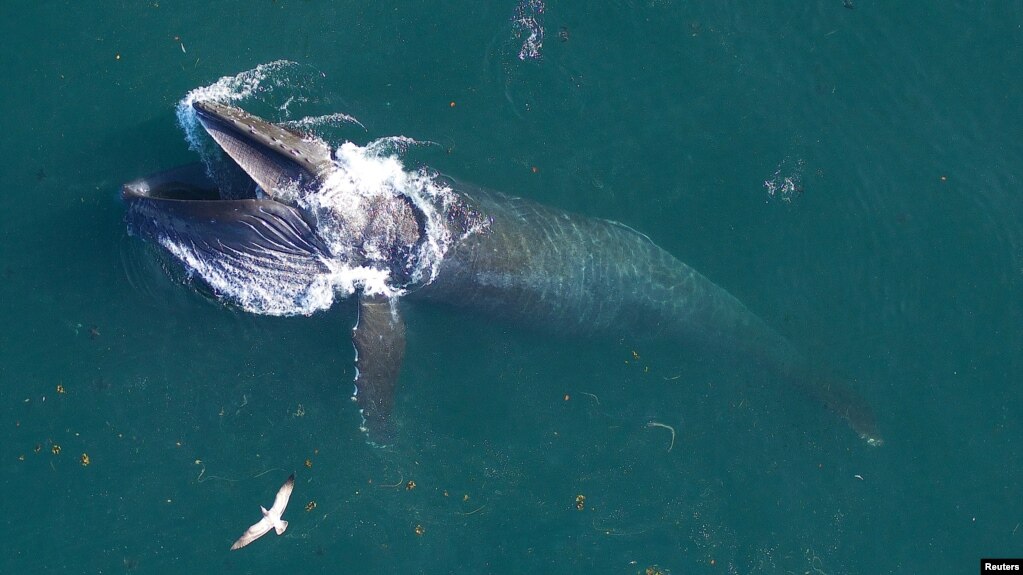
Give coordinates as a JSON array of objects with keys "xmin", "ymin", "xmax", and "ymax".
[
  {"xmin": 414, "ymin": 183, "xmax": 779, "ymax": 347},
  {"xmin": 122, "ymin": 101, "xmax": 880, "ymax": 446}
]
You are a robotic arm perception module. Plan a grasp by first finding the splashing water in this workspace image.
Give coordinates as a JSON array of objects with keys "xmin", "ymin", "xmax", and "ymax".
[
  {"xmin": 283, "ymin": 112, "xmax": 366, "ymax": 133},
  {"xmin": 513, "ymin": 0, "xmax": 545, "ymax": 62},
  {"xmin": 763, "ymin": 157, "xmax": 806, "ymax": 203}
]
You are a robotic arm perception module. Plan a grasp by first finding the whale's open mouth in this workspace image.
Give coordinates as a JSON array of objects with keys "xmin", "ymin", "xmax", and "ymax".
[
  {"xmin": 122, "ymin": 99, "xmax": 446, "ymax": 315},
  {"xmin": 122, "ymin": 163, "xmax": 329, "ymax": 264},
  {"xmin": 120, "ymin": 103, "xmax": 341, "ymax": 316},
  {"xmin": 121, "ymin": 161, "xmax": 337, "ymax": 315},
  {"xmin": 121, "ymin": 100, "xmax": 340, "ymax": 253},
  {"xmin": 123, "ymin": 169, "xmax": 221, "ymax": 202}
]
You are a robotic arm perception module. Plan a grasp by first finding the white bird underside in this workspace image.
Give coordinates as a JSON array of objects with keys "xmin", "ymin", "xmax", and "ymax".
[{"xmin": 230, "ymin": 473, "xmax": 295, "ymax": 550}]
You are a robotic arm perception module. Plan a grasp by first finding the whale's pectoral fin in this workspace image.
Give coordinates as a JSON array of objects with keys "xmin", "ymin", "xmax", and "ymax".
[{"xmin": 352, "ymin": 295, "xmax": 406, "ymax": 445}]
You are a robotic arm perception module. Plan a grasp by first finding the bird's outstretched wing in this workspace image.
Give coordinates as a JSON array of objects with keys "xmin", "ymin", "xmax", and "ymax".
[
  {"xmin": 231, "ymin": 517, "xmax": 273, "ymax": 550},
  {"xmin": 269, "ymin": 474, "xmax": 295, "ymax": 516}
]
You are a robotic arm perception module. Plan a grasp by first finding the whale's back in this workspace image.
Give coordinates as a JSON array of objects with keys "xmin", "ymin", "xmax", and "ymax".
[{"xmin": 411, "ymin": 186, "xmax": 790, "ymax": 360}]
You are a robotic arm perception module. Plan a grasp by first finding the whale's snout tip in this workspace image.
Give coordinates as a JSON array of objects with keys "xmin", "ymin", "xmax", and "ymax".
[{"xmin": 191, "ymin": 99, "xmax": 216, "ymax": 116}]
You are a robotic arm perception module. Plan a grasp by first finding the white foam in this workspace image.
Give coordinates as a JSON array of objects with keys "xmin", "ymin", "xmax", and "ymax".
[
  {"xmin": 326, "ymin": 262, "xmax": 397, "ymax": 298},
  {"xmin": 365, "ymin": 135, "xmax": 439, "ymax": 157},
  {"xmin": 303, "ymin": 141, "xmax": 458, "ymax": 288},
  {"xmin": 284, "ymin": 113, "xmax": 366, "ymax": 132},
  {"xmin": 307, "ymin": 143, "xmax": 404, "ymax": 260},
  {"xmin": 513, "ymin": 0, "xmax": 546, "ymax": 62}
]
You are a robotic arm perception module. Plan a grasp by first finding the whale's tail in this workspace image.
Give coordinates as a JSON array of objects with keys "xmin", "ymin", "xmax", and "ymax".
[
  {"xmin": 682, "ymin": 292, "xmax": 883, "ymax": 445},
  {"xmin": 746, "ymin": 327, "xmax": 882, "ymax": 445},
  {"xmin": 794, "ymin": 366, "xmax": 883, "ymax": 446}
]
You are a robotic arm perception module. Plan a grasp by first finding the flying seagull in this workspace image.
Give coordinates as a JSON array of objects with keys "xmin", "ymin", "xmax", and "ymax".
[{"xmin": 230, "ymin": 473, "xmax": 295, "ymax": 550}]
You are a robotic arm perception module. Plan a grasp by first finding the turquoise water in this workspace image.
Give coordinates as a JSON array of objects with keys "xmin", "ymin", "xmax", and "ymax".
[{"xmin": 2, "ymin": 2, "xmax": 1021, "ymax": 573}]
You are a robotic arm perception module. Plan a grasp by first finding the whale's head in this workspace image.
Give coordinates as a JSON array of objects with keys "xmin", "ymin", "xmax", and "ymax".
[{"xmin": 122, "ymin": 101, "xmax": 426, "ymax": 316}]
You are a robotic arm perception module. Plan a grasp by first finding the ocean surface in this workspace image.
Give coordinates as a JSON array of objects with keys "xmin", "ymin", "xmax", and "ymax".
[{"xmin": 1, "ymin": 2, "xmax": 1021, "ymax": 573}]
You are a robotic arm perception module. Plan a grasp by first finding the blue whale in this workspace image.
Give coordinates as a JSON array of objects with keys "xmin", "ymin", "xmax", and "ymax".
[{"xmin": 122, "ymin": 101, "xmax": 881, "ymax": 446}]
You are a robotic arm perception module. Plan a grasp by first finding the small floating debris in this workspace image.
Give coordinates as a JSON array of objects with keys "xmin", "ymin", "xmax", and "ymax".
[{"xmin": 646, "ymin": 421, "xmax": 676, "ymax": 452}]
